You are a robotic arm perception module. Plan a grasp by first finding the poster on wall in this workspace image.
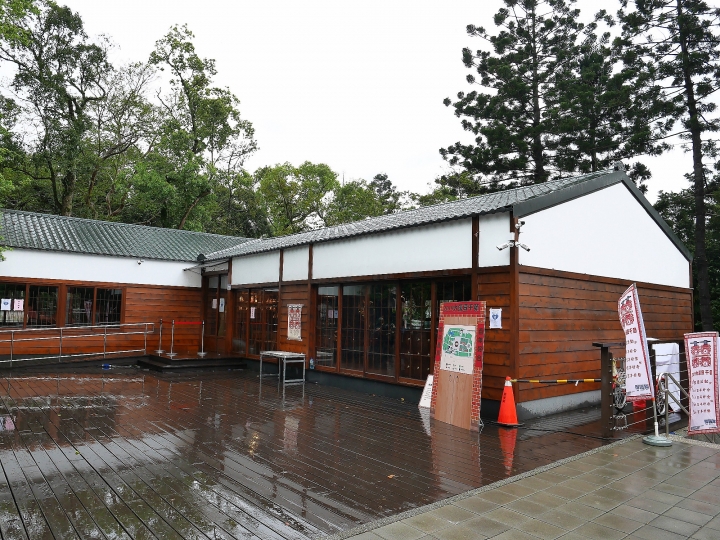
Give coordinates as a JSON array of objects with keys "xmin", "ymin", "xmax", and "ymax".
[
  {"xmin": 288, "ymin": 304, "xmax": 303, "ymax": 341},
  {"xmin": 250, "ymin": 306, "xmax": 256, "ymax": 319},
  {"xmin": 219, "ymin": 298, "xmax": 225, "ymax": 313},
  {"xmin": 489, "ymin": 308, "xmax": 502, "ymax": 329},
  {"xmin": 618, "ymin": 284, "xmax": 654, "ymax": 401},
  {"xmin": 440, "ymin": 325, "xmax": 476, "ymax": 374},
  {"xmin": 0, "ymin": 299, "xmax": 9, "ymax": 311},
  {"xmin": 684, "ymin": 332, "xmax": 720, "ymax": 436},
  {"xmin": 13, "ymin": 299, "xmax": 23, "ymax": 311}
]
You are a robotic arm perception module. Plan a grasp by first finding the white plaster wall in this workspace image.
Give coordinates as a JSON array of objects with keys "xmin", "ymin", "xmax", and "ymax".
[
  {"xmin": 478, "ymin": 212, "xmax": 511, "ymax": 267},
  {"xmin": 312, "ymin": 219, "xmax": 472, "ymax": 280},
  {"xmin": 520, "ymin": 183, "xmax": 690, "ymax": 288},
  {"xmin": 282, "ymin": 246, "xmax": 309, "ymax": 281},
  {"xmin": 231, "ymin": 251, "xmax": 280, "ymax": 285},
  {"xmin": 0, "ymin": 249, "xmax": 201, "ymax": 287}
]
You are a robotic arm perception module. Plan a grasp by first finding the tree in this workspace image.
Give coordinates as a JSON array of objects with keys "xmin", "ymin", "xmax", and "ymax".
[
  {"xmin": 549, "ymin": 14, "xmax": 671, "ymax": 176},
  {"xmin": 618, "ymin": 0, "xmax": 720, "ymax": 330},
  {"xmin": 655, "ymin": 174, "xmax": 720, "ymax": 330},
  {"xmin": 148, "ymin": 24, "xmax": 257, "ymax": 230},
  {"xmin": 0, "ymin": 0, "xmax": 112, "ymax": 215},
  {"xmin": 441, "ymin": 0, "xmax": 583, "ymax": 188},
  {"xmin": 257, "ymin": 162, "xmax": 339, "ymax": 236}
]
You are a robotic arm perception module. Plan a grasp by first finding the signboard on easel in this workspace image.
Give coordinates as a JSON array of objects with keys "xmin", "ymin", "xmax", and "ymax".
[{"xmin": 430, "ymin": 301, "xmax": 486, "ymax": 431}]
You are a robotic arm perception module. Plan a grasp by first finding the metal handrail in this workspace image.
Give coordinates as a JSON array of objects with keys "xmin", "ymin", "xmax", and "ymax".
[
  {"xmin": 661, "ymin": 372, "xmax": 690, "ymax": 437},
  {"xmin": 0, "ymin": 322, "xmax": 155, "ymax": 367}
]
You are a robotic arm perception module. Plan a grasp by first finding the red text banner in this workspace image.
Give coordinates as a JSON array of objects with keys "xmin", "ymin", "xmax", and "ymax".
[
  {"xmin": 618, "ymin": 284, "xmax": 654, "ymax": 401},
  {"xmin": 684, "ymin": 331, "xmax": 720, "ymax": 436}
]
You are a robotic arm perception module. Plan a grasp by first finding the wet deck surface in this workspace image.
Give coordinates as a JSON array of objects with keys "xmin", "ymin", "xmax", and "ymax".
[{"xmin": 0, "ymin": 368, "xmax": 623, "ymax": 539}]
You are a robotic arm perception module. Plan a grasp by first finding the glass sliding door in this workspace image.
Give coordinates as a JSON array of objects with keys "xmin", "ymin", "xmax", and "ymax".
[
  {"xmin": 341, "ymin": 285, "xmax": 365, "ymax": 372},
  {"xmin": 246, "ymin": 289, "xmax": 278, "ymax": 355},
  {"xmin": 316, "ymin": 286, "xmax": 339, "ymax": 368},
  {"xmin": 367, "ymin": 283, "xmax": 396, "ymax": 377},
  {"xmin": 233, "ymin": 289, "xmax": 249, "ymax": 354},
  {"xmin": 400, "ymin": 281, "xmax": 432, "ymax": 381},
  {"xmin": 315, "ymin": 276, "xmax": 472, "ymax": 383}
]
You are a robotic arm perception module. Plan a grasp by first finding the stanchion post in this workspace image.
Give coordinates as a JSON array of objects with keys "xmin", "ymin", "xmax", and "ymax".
[
  {"xmin": 600, "ymin": 344, "xmax": 613, "ymax": 439},
  {"xmin": 155, "ymin": 319, "xmax": 165, "ymax": 354},
  {"xmin": 168, "ymin": 320, "xmax": 177, "ymax": 358},
  {"xmin": 198, "ymin": 321, "xmax": 207, "ymax": 358},
  {"xmin": 59, "ymin": 328, "xmax": 63, "ymax": 362}
]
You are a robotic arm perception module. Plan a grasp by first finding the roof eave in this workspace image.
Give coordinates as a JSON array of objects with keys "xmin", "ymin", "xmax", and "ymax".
[{"xmin": 203, "ymin": 206, "xmax": 515, "ymax": 261}]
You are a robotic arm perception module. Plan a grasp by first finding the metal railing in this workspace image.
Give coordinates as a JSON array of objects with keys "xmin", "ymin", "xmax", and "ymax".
[
  {"xmin": 0, "ymin": 322, "xmax": 155, "ymax": 368},
  {"xmin": 595, "ymin": 340, "xmax": 688, "ymax": 441}
]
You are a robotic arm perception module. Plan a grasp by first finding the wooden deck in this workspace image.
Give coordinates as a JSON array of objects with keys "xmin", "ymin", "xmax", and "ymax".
[{"xmin": 0, "ymin": 368, "xmax": 621, "ymax": 539}]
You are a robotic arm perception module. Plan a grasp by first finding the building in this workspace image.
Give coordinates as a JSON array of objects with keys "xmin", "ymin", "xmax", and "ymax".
[{"xmin": 0, "ymin": 168, "xmax": 693, "ymax": 418}]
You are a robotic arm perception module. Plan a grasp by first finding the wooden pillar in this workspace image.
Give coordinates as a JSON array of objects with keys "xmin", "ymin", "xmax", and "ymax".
[
  {"xmin": 225, "ymin": 259, "xmax": 234, "ymax": 354},
  {"xmin": 509, "ymin": 214, "xmax": 520, "ymax": 399},
  {"xmin": 395, "ymin": 279, "xmax": 402, "ymax": 381},
  {"xmin": 336, "ymin": 283, "xmax": 343, "ymax": 372},
  {"xmin": 307, "ymin": 244, "xmax": 314, "ymax": 366},
  {"xmin": 471, "ymin": 215, "xmax": 479, "ymax": 300}
]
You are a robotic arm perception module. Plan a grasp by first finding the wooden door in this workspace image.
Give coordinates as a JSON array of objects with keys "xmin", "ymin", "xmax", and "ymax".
[{"xmin": 203, "ymin": 274, "xmax": 228, "ymax": 354}]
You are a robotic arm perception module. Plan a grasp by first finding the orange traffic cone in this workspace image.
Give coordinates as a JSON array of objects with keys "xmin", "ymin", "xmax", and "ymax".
[{"xmin": 496, "ymin": 376, "xmax": 523, "ymax": 427}]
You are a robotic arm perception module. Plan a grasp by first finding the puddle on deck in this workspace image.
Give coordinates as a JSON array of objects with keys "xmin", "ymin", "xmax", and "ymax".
[{"xmin": 0, "ymin": 368, "xmax": 615, "ymax": 539}]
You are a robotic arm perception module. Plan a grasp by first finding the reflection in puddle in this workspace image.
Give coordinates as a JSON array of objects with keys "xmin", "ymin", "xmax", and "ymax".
[{"xmin": 0, "ymin": 369, "xmax": 611, "ymax": 538}]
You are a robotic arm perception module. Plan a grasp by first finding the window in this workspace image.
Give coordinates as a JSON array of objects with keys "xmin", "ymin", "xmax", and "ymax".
[
  {"xmin": 244, "ymin": 289, "xmax": 278, "ymax": 355},
  {"xmin": 27, "ymin": 285, "xmax": 58, "ymax": 327},
  {"xmin": 316, "ymin": 286, "xmax": 339, "ymax": 368},
  {"xmin": 367, "ymin": 283, "xmax": 396, "ymax": 377},
  {"xmin": 66, "ymin": 287, "xmax": 94, "ymax": 326},
  {"xmin": 233, "ymin": 289, "xmax": 249, "ymax": 354},
  {"xmin": 95, "ymin": 289, "xmax": 122, "ymax": 325},
  {"xmin": 400, "ymin": 281, "xmax": 432, "ymax": 381},
  {"xmin": 205, "ymin": 275, "xmax": 219, "ymax": 335},
  {"xmin": 341, "ymin": 285, "xmax": 366, "ymax": 372},
  {"xmin": 0, "ymin": 283, "xmax": 26, "ymax": 327},
  {"xmin": 317, "ymin": 277, "xmax": 471, "ymax": 383}
]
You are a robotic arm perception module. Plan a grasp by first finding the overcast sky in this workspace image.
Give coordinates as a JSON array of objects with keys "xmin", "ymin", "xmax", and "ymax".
[{"xmin": 62, "ymin": 0, "xmax": 700, "ymax": 203}]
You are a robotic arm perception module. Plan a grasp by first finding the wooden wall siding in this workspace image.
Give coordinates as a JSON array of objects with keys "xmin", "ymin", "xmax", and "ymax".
[
  {"xmin": 0, "ymin": 286, "xmax": 203, "ymax": 360},
  {"xmin": 476, "ymin": 270, "xmax": 512, "ymax": 401},
  {"xmin": 516, "ymin": 269, "xmax": 693, "ymax": 402},
  {"xmin": 277, "ymin": 283, "xmax": 311, "ymax": 355},
  {"xmin": 125, "ymin": 286, "xmax": 203, "ymax": 354}
]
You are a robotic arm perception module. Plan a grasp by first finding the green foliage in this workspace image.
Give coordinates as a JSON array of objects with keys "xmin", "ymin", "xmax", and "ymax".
[
  {"xmin": 655, "ymin": 178, "xmax": 720, "ymax": 330},
  {"xmin": 617, "ymin": 0, "xmax": 720, "ymax": 330},
  {"xmin": 441, "ymin": 0, "xmax": 584, "ymax": 187},
  {"xmin": 257, "ymin": 162, "xmax": 339, "ymax": 236}
]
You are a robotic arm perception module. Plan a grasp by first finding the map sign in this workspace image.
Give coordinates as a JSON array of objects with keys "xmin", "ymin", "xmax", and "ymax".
[
  {"xmin": 440, "ymin": 325, "xmax": 476, "ymax": 374},
  {"xmin": 684, "ymin": 332, "xmax": 720, "ymax": 436}
]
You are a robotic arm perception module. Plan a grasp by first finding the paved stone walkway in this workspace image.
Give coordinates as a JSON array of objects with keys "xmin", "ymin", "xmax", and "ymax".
[{"xmin": 338, "ymin": 436, "xmax": 720, "ymax": 540}]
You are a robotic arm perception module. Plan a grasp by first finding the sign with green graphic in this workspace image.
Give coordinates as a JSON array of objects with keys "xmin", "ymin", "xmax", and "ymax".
[{"xmin": 440, "ymin": 325, "xmax": 476, "ymax": 374}]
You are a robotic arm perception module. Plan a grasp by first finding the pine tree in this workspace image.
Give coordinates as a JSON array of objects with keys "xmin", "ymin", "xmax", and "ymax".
[
  {"xmin": 618, "ymin": 0, "xmax": 720, "ymax": 330},
  {"xmin": 441, "ymin": 0, "xmax": 583, "ymax": 187}
]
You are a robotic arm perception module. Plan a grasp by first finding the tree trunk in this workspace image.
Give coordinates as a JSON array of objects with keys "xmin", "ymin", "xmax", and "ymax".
[
  {"xmin": 677, "ymin": 0, "xmax": 714, "ymax": 329},
  {"xmin": 178, "ymin": 189, "xmax": 210, "ymax": 230},
  {"xmin": 530, "ymin": 5, "xmax": 546, "ymax": 183},
  {"xmin": 60, "ymin": 171, "xmax": 75, "ymax": 216}
]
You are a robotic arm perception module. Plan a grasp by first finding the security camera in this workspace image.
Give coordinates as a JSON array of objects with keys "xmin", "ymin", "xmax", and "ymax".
[
  {"xmin": 516, "ymin": 220, "xmax": 525, "ymax": 229},
  {"xmin": 496, "ymin": 241, "xmax": 514, "ymax": 251},
  {"xmin": 137, "ymin": 259, "xmax": 144, "ymax": 265},
  {"xmin": 517, "ymin": 242, "xmax": 530, "ymax": 252}
]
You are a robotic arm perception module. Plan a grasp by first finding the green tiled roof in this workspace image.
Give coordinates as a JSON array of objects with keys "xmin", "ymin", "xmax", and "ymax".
[{"xmin": 0, "ymin": 210, "xmax": 250, "ymax": 262}]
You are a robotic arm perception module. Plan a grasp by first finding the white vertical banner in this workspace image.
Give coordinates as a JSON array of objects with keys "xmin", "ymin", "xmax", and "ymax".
[
  {"xmin": 288, "ymin": 304, "xmax": 303, "ymax": 341},
  {"xmin": 684, "ymin": 332, "xmax": 720, "ymax": 436},
  {"xmin": 618, "ymin": 284, "xmax": 654, "ymax": 401}
]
